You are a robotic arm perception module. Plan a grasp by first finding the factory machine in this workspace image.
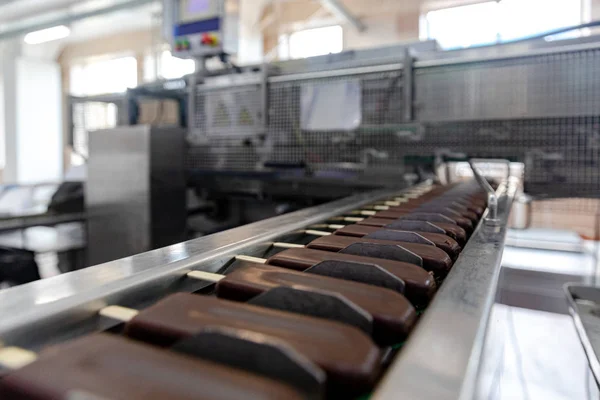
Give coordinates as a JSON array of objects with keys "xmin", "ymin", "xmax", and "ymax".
[{"xmin": 3, "ymin": 0, "xmax": 600, "ymax": 398}]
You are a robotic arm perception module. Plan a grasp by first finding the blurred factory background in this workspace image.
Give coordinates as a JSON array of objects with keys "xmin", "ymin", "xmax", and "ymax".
[
  {"xmin": 0, "ymin": 0, "xmax": 596, "ymax": 285},
  {"xmin": 0, "ymin": 1, "xmax": 599, "ymax": 399}
]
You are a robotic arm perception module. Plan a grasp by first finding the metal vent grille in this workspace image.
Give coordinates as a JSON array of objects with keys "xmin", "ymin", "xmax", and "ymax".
[
  {"xmin": 183, "ymin": 44, "xmax": 600, "ymax": 198},
  {"xmin": 186, "ymin": 69, "xmax": 407, "ymax": 177},
  {"xmin": 186, "ymin": 138, "xmax": 262, "ymax": 172},
  {"xmin": 415, "ymin": 50, "xmax": 600, "ymax": 121},
  {"xmin": 191, "ymin": 84, "xmax": 264, "ymax": 138},
  {"xmin": 412, "ymin": 48, "xmax": 600, "ymax": 197}
]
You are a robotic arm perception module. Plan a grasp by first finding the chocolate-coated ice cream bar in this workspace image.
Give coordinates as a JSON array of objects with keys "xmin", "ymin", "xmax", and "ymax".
[
  {"xmin": 0, "ymin": 333, "xmax": 305, "ymax": 400},
  {"xmin": 306, "ymin": 235, "xmax": 452, "ymax": 275},
  {"xmin": 266, "ymin": 248, "xmax": 436, "ymax": 304},
  {"xmin": 332, "ymin": 225, "xmax": 462, "ymax": 259},
  {"xmin": 215, "ymin": 262, "xmax": 417, "ymax": 342},
  {"xmin": 125, "ymin": 293, "xmax": 381, "ymax": 390},
  {"xmin": 356, "ymin": 217, "xmax": 467, "ymax": 244}
]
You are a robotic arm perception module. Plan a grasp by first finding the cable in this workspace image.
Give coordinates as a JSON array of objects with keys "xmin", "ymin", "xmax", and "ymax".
[
  {"xmin": 467, "ymin": 19, "xmax": 600, "ymax": 48},
  {"xmin": 218, "ymin": 52, "xmax": 242, "ymax": 74}
]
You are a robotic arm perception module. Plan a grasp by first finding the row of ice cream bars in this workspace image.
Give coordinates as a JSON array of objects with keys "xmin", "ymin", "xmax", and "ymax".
[{"xmin": 0, "ymin": 180, "xmax": 489, "ymax": 400}]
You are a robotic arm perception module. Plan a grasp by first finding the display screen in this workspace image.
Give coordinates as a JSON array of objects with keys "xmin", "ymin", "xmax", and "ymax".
[{"xmin": 188, "ymin": 0, "xmax": 210, "ymax": 13}]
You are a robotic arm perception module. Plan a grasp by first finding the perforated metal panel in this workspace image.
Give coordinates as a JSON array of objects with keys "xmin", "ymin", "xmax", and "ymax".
[
  {"xmin": 184, "ymin": 42, "xmax": 600, "ymax": 198},
  {"xmin": 268, "ymin": 70, "xmax": 405, "ymax": 169},
  {"xmin": 186, "ymin": 69, "xmax": 408, "ymax": 176},
  {"xmin": 415, "ymin": 50, "xmax": 600, "ymax": 121},
  {"xmin": 412, "ymin": 48, "xmax": 600, "ymax": 197},
  {"xmin": 191, "ymin": 84, "xmax": 264, "ymax": 138}
]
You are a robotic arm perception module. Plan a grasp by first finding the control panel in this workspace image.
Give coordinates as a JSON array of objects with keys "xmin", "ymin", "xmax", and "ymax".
[{"xmin": 166, "ymin": 0, "xmax": 235, "ymax": 58}]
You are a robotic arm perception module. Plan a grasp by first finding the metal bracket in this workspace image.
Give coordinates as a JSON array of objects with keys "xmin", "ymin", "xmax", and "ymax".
[{"xmin": 468, "ymin": 159, "xmax": 503, "ymax": 225}]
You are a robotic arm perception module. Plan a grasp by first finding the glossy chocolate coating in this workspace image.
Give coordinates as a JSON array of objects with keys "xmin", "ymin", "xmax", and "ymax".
[
  {"xmin": 216, "ymin": 262, "xmax": 417, "ymax": 342},
  {"xmin": 306, "ymin": 235, "xmax": 452, "ymax": 275},
  {"xmin": 400, "ymin": 186, "xmax": 486, "ymax": 204},
  {"xmin": 333, "ymin": 225, "xmax": 461, "ymax": 259},
  {"xmin": 357, "ymin": 217, "xmax": 467, "ymax": 244},
  {"xmin": 266, "ymin": 248, "xmax": 436, "ymax": 304},
  {"xmin": 403, "ymin": 197, "xmax": 485, "ymax": 215},
  {"xmin": 383, "ymin": 204, "xmax": 478, "ymax": 223},
  {"xmin": 372, "ymin": 210, "xmax": 473, "ymax": 232},
  {"xmin": 125, "ymin": 293, "xmax": 381, "ymax": 389},
  {"xmin": 0, "ymin": 333, "xmax": 304, "ymax": 400}
]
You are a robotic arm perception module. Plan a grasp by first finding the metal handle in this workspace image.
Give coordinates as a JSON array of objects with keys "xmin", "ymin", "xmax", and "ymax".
[
  {"xmin": 470, "ymin": 158, "xmax": 511, "ymax": 182},
  {"xmin": 468, "ymin": 159, "xmax": 501, "ymax": 225}
]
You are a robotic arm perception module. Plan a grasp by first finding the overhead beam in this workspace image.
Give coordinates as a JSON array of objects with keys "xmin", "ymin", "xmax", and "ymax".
[
  {"xmin": 0, "ymin": 0, "xmax": 155, "ymax": 41},
  {"xmin": 319, "ymin": 0, "xmax": 366, "ymax": 32}
]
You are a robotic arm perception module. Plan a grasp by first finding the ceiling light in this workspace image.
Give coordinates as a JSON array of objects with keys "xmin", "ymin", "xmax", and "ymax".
[{"xmin": 24, "ymin": 25, "xmax": 70, "ymax": 45}]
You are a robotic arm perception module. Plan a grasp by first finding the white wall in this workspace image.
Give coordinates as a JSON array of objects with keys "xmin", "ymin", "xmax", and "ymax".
[
  {"xmin": 0, "ymin": 79, "xmax": 4, "ymax": 175},
  {"xmin": 592, "ymin": 0, "xmax": 600, "ymax": 19},
  {"xmin": 15, "ymin": 58, "xmax": 62, "ymax": 183},
  {"xmin": 1, "ymin": 40, "xmax": 20, "ymax": 182},
  {"xmin": 238, "ymin": 0, "xmax": 269, "ymax": 65}
]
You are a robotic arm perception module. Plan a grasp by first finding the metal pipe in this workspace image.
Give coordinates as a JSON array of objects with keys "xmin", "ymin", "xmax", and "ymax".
[
  {"xmin": 468, "ymin": 159, "xmax": 506, "ymax": 225},
  {"xmin": 0, "ymin": 0, "xmax": 155, "ymax": 40},
  {"xmin": 268, "ymin": 63, "xmax": 403, "ymax": 83},
  {"xmin": 319, "ymin": 0, "xmax": 366, "ymax": 32},
  {"xmin": 415, "ymin": 40, "xmax": 600, "ymax": 68}
]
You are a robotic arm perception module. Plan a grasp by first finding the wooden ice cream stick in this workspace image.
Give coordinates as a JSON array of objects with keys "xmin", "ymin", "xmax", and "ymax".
[
  {"xmin": 349, "ymin": 210, "xmax": 378, "ymax": 216},
  {"xmin": 307, "ymin": 224, "xmax": 345, "ymax": 230},
  {"xmin": 234, "ymin": 255, "xmax": 268, "ymax": 264},
  {"xmin": 0, "ymin": 346, "xmax": 38, "ymax": 370},
  {"xmin": 304, "ymin": 230, "xmax": 333, "ymax": 237},
  {"xmin": 330, "ymin": 217, "xmax": 365, "ymax": 223},
  {"xmin": 271, "ymin": 242, "xmax": 305, "ymax": 249},
  {"xmin": 0, "ymin": 303, "xmax": 144, "ymax": 370},
  {"xmin": 99, "ymin": 305, "xmax": 140, "ymax": 322}
]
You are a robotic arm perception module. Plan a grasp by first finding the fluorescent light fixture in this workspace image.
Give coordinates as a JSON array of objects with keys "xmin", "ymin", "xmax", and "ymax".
[{"xmin": 24, "ymin": 25, "xmax": 70, "ymax": 45}]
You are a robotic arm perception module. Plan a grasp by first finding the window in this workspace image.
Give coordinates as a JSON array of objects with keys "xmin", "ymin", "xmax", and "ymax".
[
  {"xmin": 70, "ymin": 56, "xmax": 137, "ymax": 96},
  {"xmin": 423, "ymin": 2, "xmax": 499, "ymax": 49},
  {"xmin": 498, "ymin": 0, "xmax": 582, "ymax": 42},
  {"xmin": 286, "ymin": 25, "xmax": 343, "ymax": 60},
  {"xmin": 144, "ymin": 51, "xmax": 196, "ymax": 81},
  {"xmin": 69, "ymin": 56, "xmax": 136, "ymax": 164},
  {"xmin": 159, "ymin": 51, "xmax": 196, "ymax": 79},
  {"xmin": 422, "ymin": 0, "xmax": 583, "ymax": 49}
]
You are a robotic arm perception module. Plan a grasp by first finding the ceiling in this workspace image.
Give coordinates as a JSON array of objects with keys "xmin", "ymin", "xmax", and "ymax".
[{"xmin": 0, "ymin": 0, "xmax": 160, "ymax": 45}]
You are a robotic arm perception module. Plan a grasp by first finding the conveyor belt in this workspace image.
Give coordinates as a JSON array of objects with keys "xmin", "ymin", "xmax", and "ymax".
[{"xmin": 0, "ymin": 178, "xmax": 517, "ymax": 400}]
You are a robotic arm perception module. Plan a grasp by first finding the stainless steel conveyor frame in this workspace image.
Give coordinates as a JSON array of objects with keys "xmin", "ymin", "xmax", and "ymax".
[{"xmin": 0, "ymin": 178, "xmax": 518, "ymax": 400}]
